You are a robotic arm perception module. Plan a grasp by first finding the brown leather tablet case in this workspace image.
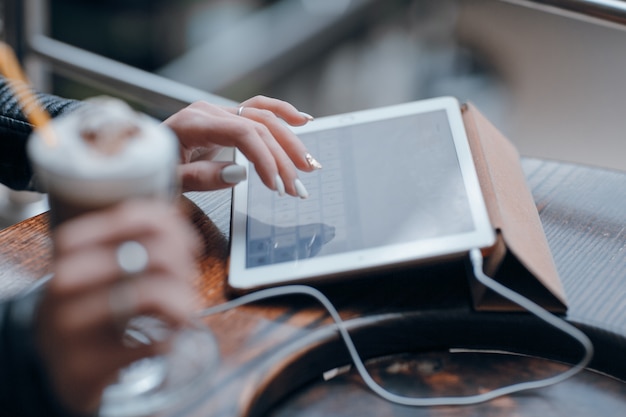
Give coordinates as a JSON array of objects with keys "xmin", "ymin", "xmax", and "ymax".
[{"xmin": 462, "ymin": 103, "xmax": 567, "ymax": 313}]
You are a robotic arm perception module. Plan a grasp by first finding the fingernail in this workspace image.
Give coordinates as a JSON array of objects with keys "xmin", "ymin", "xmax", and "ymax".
[
  {"xmin": 294, "ymin": 179, "xmax": 309, "ymax": 199},
  {"xmin": 305, "ymin": 152, "xmax": 323, "ymax": 170},
  {"xmin": 221, "ymin": 164, "xmax": 247, "ymax": 184},
  {"xmin": 275, "ymin": 174, "xmax": 286, "ymax": 196},
  {"xmin": 299, "ymin": 111, "xmax": 315, "ymax": 121}
]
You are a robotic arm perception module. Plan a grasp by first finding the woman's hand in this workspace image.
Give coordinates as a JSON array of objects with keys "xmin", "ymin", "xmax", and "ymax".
[
  {"xmin": 36, "ymin": 200, "xmax": 201, "ymax": 415},
  {"xmin": 163, "ymin": 95, "xmax": 322, "ymax": 197}
]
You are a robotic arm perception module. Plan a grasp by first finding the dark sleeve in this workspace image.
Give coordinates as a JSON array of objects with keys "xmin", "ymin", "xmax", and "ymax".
[
  {"xmin": 0, "ymin": 76, "xmax": 83, "ymax": 191},
  {"xmin": 0, "ymin": 289, "xmax": 90, "ymax": 417}
]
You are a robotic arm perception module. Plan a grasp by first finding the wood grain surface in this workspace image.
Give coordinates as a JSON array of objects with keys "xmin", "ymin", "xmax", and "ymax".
[{"xmin": 0, "ymin": 159, "xmax": 624, "ymax": 417}]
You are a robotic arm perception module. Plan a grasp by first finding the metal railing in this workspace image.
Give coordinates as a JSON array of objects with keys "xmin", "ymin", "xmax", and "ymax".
[
  {"xmin": 500, "ymin": 0, "xmax": 626, "ymax": 30},
  {"xmin": 4, "ymin": 0, "xmax": 237, "ymax": 115},
  {"xmin": 5, "ymin": 0, "xmax": 626, "ymax": 116},
  {"xmin": 3, "ymin": 0, "xmax": 384, "ymax": 114},
  {"xmin": 9, "ymin": 0, "xmax": 393, "ymax": 114}
]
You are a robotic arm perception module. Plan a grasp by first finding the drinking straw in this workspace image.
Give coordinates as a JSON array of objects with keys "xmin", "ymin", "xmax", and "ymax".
[{"xmin": 0, "ymin": 41, "xmax": 56, "ymax": 146}]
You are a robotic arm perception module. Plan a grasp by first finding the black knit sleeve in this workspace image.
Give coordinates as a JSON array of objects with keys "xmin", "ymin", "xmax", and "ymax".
[{"xmin": 0, "ymin": 77, "xmax": 83, "ymax": 191}]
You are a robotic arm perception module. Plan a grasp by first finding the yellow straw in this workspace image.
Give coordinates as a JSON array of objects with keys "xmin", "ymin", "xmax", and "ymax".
[{"xmin": 0, "ymin": 42, "xmax": 56, "ymax": 146}]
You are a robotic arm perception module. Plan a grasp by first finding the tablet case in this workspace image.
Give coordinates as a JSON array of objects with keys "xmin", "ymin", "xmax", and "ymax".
[{"xmin": 461, "ymin": 102, "xmax": 567, "ymax": 313}]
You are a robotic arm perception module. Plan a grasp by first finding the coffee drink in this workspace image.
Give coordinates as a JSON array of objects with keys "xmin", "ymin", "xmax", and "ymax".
[{"xmin": 27, "ymin": 97, "xmax": 179, "ymax": 228}]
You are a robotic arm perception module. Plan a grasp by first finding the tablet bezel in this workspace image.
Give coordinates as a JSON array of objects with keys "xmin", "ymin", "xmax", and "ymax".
[{"xmin": 228, "ymin": 96, "xmax": 495, "ymax": 292}]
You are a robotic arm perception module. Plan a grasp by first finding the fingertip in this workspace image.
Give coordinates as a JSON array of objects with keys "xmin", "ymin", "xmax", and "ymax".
[
  {"xmin": 274, "ymin": 174, "xmax": 286, "ymax": 197},
  {"xmin": 220, "ymin": 164, "xmax": 247, "ymax": 184},
  {"xmin": 287, "ymin": 111, "xmax": 315, "ymax": 127},
  {"xmin": 179, "ymin": 161, "xmax": 248, "ymax": 192},
  {"xmin": 299, "ymin": 111, "xmax": 315, "ymax": 122},
  {"xmin": 304, "ymin": 152, "xmax": 323, "ymax": 170},
  {"xmin": 294, "ymin": 178, "xmax": 309, "ymax": 199}
]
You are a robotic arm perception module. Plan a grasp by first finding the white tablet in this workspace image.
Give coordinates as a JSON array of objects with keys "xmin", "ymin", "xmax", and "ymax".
[{"xmin": 228, "ymin": 96, "xmax": 495, "ymax": 292}]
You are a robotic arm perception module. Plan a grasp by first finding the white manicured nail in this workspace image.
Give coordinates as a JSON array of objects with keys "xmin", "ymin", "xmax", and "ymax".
[
  {"xmin": 294, "ymin": 179, "xmax": 309, "ymax": 199},
  {"xmin": 299, "ymin": 111, "xmax": 315, "ymax": 121},
  {"xmin": 275, "ymin": 174, "xmax": 286, "ymax": 196},
  {"xmin": 220, "ymin": 164, "xmax": 247, "ymax": 184}
]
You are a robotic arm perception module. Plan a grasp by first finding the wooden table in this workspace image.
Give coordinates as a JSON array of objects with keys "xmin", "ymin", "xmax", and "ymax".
[{"xmin": 1, "ymin": 159, "xmax": 625, "ymax": 416}]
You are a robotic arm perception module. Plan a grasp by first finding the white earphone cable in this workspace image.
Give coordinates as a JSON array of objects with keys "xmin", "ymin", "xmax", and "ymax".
[{"xmin": 197, "ymin": 248, "xmax": 593, "ymax": 406}]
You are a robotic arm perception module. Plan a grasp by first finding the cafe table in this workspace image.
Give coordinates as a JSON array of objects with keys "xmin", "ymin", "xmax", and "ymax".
[{"xmin": 0, "ymin": 158, "xmax": 625, "ymax": 417}]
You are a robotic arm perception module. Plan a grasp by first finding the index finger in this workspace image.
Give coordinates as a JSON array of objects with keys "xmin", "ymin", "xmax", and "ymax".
[
  {"xmin": 239, "ymin": 95, "xmax": 314, "ymax": 126},
  {"xmin": 53, "ymin": 200, "xmax": 189, "ymax": 256}
]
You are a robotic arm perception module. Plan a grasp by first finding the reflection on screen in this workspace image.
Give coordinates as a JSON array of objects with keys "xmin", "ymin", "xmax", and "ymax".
[{"xmin": 246, "ymin": 110, "xmax": 474, "ymax": 268}]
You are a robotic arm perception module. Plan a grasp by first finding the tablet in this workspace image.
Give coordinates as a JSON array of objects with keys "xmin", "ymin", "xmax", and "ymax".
[{"xmin": 228, "ymin": 96, "xmax": 495, "ymax": 292}]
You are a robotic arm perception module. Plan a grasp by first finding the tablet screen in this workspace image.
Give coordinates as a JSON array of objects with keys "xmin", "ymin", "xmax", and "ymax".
[
  {"xmin": 229, "ymin": 97, "xmax": 494, "ymax": 291},
  {"xmin": 247, "ymin": 109, "xmax": 473, "ymax": 266}
]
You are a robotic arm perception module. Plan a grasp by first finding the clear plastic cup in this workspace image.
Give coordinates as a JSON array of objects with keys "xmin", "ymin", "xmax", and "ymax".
[{"xmin": 27, "ymin": 97, "xmax": 219, "ymax": 416}]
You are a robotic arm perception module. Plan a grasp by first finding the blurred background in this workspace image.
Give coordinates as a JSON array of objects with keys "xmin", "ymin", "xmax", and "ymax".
[{"xmin": 2, "ymin": 0, "xmax": 626, "ymax": 228}]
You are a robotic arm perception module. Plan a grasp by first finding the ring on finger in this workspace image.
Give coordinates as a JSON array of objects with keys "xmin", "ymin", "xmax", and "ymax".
[
  {"xmin": 116, "ymin": 240, "xmax": 149, "ymax": 276},
  {"xmin": 237, "ymin": 106, "xmax": 246, "ymax": 116}
]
